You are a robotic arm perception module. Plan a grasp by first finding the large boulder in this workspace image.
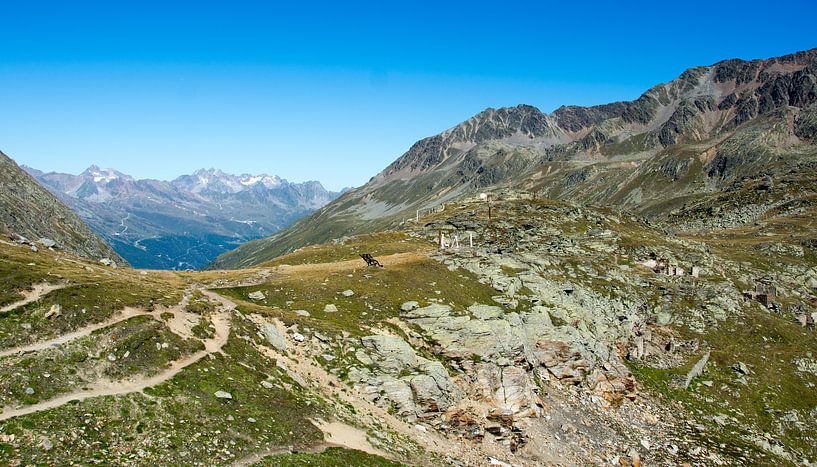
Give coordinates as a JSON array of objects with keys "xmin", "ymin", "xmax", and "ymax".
[
  {"xmin": 353, "ymin": 334, "xmax": 461, "ymax": 419},
  {"xmin": 259, "ymin": 322, "xmax": 287, "ymax": 352},
  {"xmin": 357, "ymin": 335, "xmax": 418, "ymax": 374}
]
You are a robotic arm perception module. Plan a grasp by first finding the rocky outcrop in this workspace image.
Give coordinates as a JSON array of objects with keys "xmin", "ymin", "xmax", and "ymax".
[{"xmin": 349, "ymin": 334, "xmax": 460, "ymax": 420}]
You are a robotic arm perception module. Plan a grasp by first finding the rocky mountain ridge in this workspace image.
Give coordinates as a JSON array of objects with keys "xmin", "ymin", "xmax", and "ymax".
[
  {"xmin": 212, "ymin": 48, "xmax": 817, "ymax": 269},
  {"xmin": 27, "ymin": 165, "xmax": 341, "ymax": 269},
  {"xmin": 0, "ymin": 151, "xmax": 122, "ymax": 263}
]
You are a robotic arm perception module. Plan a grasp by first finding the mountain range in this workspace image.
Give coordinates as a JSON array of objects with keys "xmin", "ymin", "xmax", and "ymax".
[
  {"xmin": 211, "ymin": 48, "xmax": 817, "ymax": 269},
  {"xmin": 25, "ymin": 166, "xmax": 341, "ymax": 269}
]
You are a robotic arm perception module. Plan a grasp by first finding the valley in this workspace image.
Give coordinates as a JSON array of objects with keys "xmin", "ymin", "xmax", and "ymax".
[{"xmin": 24, "ymin": 166, "xmax": 341, "ymax": 270}]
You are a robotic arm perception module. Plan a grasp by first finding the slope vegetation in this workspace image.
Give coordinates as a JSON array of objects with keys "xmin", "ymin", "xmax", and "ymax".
[{"xmin": 3, "ymin": 189, "xmax": 816, "ymax": 465}]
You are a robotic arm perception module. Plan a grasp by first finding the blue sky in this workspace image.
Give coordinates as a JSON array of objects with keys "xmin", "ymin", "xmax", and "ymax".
[{"xmin": 1, "ymin": 1, "xmax": 815, "ymax": 190}]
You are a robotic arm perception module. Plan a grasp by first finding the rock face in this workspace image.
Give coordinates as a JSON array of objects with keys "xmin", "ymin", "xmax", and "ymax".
[
  {"xmin": 400, "ymin": 301, "xmax": 634, "ymax": 413},
  {"xmin": 0, "ymin": 151, "xmax": 123, "ymax": 263},
  {"xmin": 333, "ymin": 194, "xmax": 808, "ymax": 458},
  {"xmin": 349, "ymin": 334, "xmax": 460, "ymax": 420},
  {"xmin": 214, "ymin": 48, "xmax": 817, "ymax": 267}
]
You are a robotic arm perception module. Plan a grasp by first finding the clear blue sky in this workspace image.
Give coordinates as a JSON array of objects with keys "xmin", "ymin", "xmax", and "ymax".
[{"xmin": 1, "ymin": 0, "xmax": 815, "ymax": 191}]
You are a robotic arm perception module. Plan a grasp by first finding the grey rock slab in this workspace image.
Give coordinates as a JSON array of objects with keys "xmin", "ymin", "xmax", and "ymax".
[
  {"xmin": 684, "ymin": 352, "xmax": 710, "ymax": 389},
  {"xmin": 359, "ymin": 335, "xmax": 418, "ymax": 373},
  {"xmin": 400, "ymin": 301, "xmax": 420, "ymax": 312},
  {"xmin": 38, "ymin": 238, "xmax": 57, "ymax": 248},
  {"xmin": 468, "ymin": 304, "xmax": 504, "ymax": 320},
  {"xmin": 260, "ymin": 323, "xmax": 287, "ymax": 352},
  {"xmin": 248, "ymin": 291, "xmax": 266, "ymax": 301}
]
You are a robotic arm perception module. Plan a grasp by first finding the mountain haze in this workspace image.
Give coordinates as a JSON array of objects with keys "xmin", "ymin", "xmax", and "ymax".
[
  {"xmin": 27, "ymin": 166, "xmax": 340, "ymax": 269},
  {"xmin": 212, "ymin": 48, "xmax": 817, "ymax": 269}
]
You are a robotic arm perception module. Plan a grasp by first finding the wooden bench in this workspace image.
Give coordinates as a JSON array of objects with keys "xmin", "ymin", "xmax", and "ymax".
[{"xmin": 360, "ymin": 254, "xmax": 383, "ymax": 268}]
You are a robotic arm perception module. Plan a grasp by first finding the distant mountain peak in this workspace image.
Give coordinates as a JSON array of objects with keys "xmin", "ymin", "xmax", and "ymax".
[
  {"xmin": 28, "ymin": 164, "xmax": 341, "ymax": 269},
  {"xmin": 174, "ymin": 168, "xmax": 290, "ymax": 194},
  {"xmin": 80, "ymin": 165, "xmax": 131, "ymax": 184}
]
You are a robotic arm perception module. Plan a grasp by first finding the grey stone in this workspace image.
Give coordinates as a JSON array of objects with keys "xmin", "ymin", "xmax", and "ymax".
[
  {"xmin": 341, "ymin": 289, "xmax": 355, "ymax": 297},
  {"xmin": 38, "ymin": 238, "xmax": 57, "ymax": 248},
  {"xmin": 400, "ymin": 301, "xmax": 420, "ymax": 312},
  {"xmin": 214, "ymin": 390, "xmax": 233, "ymax": 399},
  {"xmin": 656, "ymin": 311, "xmax": 673, "ymax": 326},
  {"xmin": 260, "ymin": 323, "xmax": 287, "ymax": 351},
  {"xmin": 359, "ymin": 335, "xmax": 418, "ymax": 373},
  {"xmin": 324, "ymin": 304, "xmax": 338, "ymax": 313},
  {"xmin": 40, "ymin": 437, "xmax": 53, "ymax": 451},
  {"xmin": 248, "ymin": 291, "xmax": 266, "ymax": 301},
  {"xmin": 468, "ymin": 304, "xmax": 504, "ymax": 320},
  {"xmin": 733, "ymin": 361, "xmax": 750, "ymax": 375},
  {"xmin": 44, "ymin": 304, "xmax": 61, "ymax": 319},
  {"xmin": 684, "ymin": 352, "xmax": 710, "ymax": 389}
]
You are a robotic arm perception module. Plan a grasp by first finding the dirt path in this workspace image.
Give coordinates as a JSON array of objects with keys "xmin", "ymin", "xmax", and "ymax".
[
  {"xmin": 314, "ymin": 420, "xmax": 388, "ymax": 457},
  {"xmin": 231, "ymin": 421, "xmax": 388, "ymax": 466},
  {"xmin": 231, "ymin": 441, "xmax": 362, "ymax": 467},
  {"xmin": 0, "ymin": 290, "xmax": 232, "ymax": 422},
  {"xmin": 0, "ymin": 307, "xmax": 149, "ymax": 358},
  {"xmin": 0, "ymin": 282, "xmax": 66, "ymax": 313}
]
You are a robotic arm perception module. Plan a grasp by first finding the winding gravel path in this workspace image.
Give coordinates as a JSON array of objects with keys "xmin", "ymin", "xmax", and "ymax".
[
  {"xmin": 0, "ymin": 290, "xmax": 234, "ymax": 422},
  {"xmin": 0, "ymin": 307, "xmax": 150, "ymax": 358},
  {"xmin": 0, "ymin": 283, "xmax": 66, "ymax": 313}
]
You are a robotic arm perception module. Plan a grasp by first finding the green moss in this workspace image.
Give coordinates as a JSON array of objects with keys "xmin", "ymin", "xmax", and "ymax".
[
  {"xmin": 261, "ymin": 232, "xmax": 427, "ymax": 267},
  {"xmin": 631, "ymin": 307, "xmax": 817, "ymax": 462},
  {"xmin": 185, "ymin": 290, "xmax": 218, "ymax": 315},
  {"xmin": 217, "ymin": 257, "xmax": 499, "ymax": 336},
  {"xmin": 0, "ymin": 246, "xmax": 182, "ymax": 351}
]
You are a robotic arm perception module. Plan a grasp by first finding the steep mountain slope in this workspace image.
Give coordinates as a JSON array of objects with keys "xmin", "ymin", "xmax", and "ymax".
[
  {"xmin": 212, "ymin": 48, "xmax": 817, "ymax": 269},
  {"xmin": 28, "ymin": 166, "xmax": 340, "ymax": 270},
  {"xmin": 0, "ymin": 151, "xmax": 122, "ymax": 262}
]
